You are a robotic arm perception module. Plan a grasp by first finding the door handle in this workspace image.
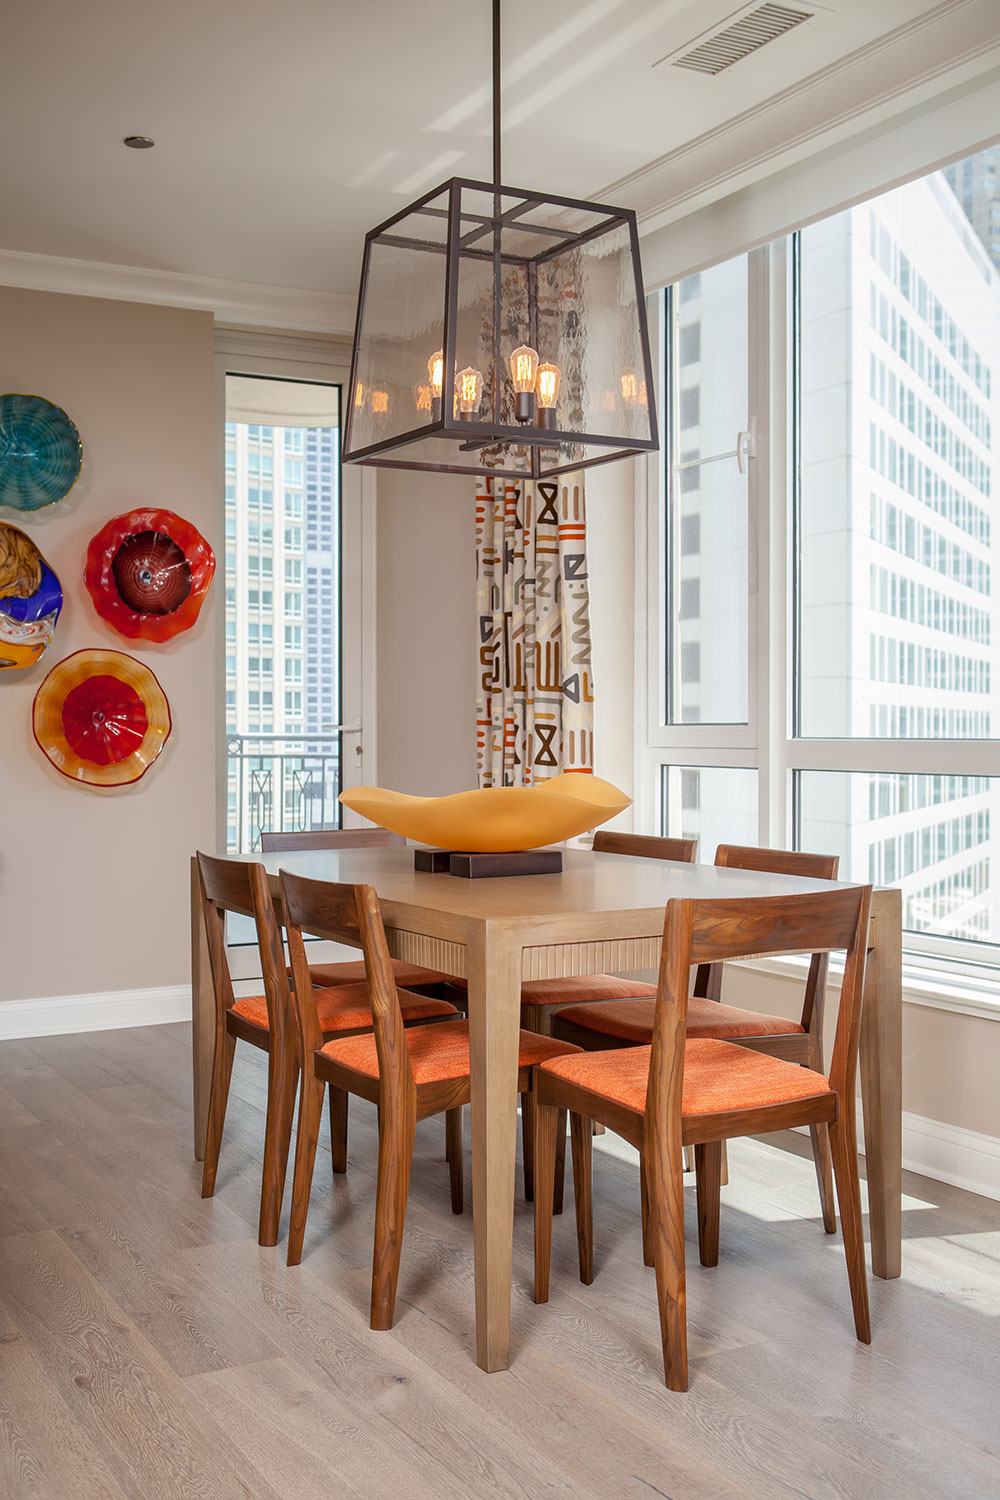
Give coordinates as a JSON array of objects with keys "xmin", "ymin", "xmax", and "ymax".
[{"xmin": 736, "ymin": 418, "xmax": 757, "ymax": 476}]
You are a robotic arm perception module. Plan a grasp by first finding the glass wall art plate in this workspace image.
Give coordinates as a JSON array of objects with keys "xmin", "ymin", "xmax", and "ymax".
[
  {"xmin": 340, "ymin": 772, "xmax": 631, "ymax": 851},
  {"xmin": 0, "ymin": 521, "xmax": 63, "ymax": 670},
  {"xmin": 0, "ymin": 393, "xmax": 83, "ymax": 511},
  {"xmin": 84, "ymin": 508, "xmax": 215, "ymax": 641},
  {"xmin": 32, "ymin": 649, "xmax": 172, "ymax": 787}
]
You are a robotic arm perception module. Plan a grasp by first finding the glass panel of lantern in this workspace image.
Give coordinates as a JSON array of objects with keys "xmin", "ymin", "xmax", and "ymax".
[{"xmin": 347, "ymin": 187, "xmax": 450, "ymax": 456}]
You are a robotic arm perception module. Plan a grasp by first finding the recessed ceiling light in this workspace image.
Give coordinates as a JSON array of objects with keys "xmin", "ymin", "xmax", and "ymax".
[{"xmin": 123, "ymin": 136, "xmax": 154, "ymax": 149}]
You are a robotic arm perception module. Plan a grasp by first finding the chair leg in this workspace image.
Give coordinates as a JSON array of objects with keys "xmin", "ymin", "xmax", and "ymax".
[
  {"xmin": 286, "ymin": 1071, "xmax": 326, "ymax": 1267},
  {"xmin": 201, "ymin": 1028, "xmax": 236, "ymax": 1199},
  {"xmin": 446, "ymin": 1106, "xmax": 464, "ymax": 1214},
  {"xmin": 645, "ymin": 1128, "xmax": 688, "ymax": 1392},
  {"xmin": 370, "ymin": 1101, "xmax": 415, "ymax": 1331},
  {"xmin": 694, "ymin": 1141, "xmax": 722, "ymax": 1268},
  {"xmin": 809, "ymin": 1122, "xmax": 837, "ymax": 1233},
  {"xmin": 521, "ymin": 1093, "xmax": 535, "ymax": 1202},
  {"xmin": 553, "ymin": 1109, "xmax": 567, "ymax": 1215},
  {"xmin": 259, "ymin": 1043, "xmax": 298, "ymax": 1247},
  {"xmin": 329, "ymin": 1086, "xmax": 349, "ymax": 1174},
  {"xmin": 569, "ymin": 1113, "xmax": 594, "ymax": 1285},
  {"xmin": 532, "ymin": 1101, "xmax": 560, "ymax": 1303},
  {"xmin": 828, "ymin": 1110, "xmax": 871, "ymax": 1344},
  {"xmin": 639, "ymin": 1152, "xmax": 654, "ymax": 1267}
]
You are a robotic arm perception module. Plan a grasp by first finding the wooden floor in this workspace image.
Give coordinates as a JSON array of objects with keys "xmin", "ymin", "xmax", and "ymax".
[{"xmin": 1, "ymin": 1024, "xmax": 998, "ymax": 1500}]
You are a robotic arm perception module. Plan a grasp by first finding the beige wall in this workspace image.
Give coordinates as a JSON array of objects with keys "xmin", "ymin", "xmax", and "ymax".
[
  {"xmin": 0, "ymin": 287, "xmax": 216, "ymax": 1004},
  {"xmin": 375, "ymin": 470, "xmax": 478, "ymax": 795}
]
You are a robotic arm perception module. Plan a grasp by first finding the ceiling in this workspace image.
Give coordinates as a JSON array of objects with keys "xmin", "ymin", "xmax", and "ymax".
[{"xmin": 0, "ymin": 1, "xmax": 994, "ymax": 303}]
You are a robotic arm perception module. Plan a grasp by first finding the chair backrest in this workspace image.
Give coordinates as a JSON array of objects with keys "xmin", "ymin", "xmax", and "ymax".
[
  {"xmin": 260, "ymin": 827, "xmax": 405, "ymax": 854},
  {"xmin": 646, "ymin": 885, "xmax": 872, "ymax": 1149},
  {"xmin": 278, "ymin": 868, "xmax": 412, "ymax": 1105},
  {"xmin": 196, "ymin": 851, "xmax": 294, "ymax": 1045},
  {"xmin": 593, "ymin": 830, "xmax": 697, "ymax": 863},
  {"xmin": 695, "ymin": 843, "xmax": 841, "ymax": 1031}
]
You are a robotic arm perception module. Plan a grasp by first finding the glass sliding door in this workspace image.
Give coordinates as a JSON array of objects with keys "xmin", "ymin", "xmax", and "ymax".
[{"xmin": 224, "ymin": 374, "xmax": 342, "ymax": 851}]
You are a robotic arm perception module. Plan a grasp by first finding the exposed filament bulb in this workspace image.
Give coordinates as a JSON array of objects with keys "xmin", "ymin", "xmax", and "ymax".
[{"xmin": 456, "ymin": 366, "xmax": 483, "ymax": 419}]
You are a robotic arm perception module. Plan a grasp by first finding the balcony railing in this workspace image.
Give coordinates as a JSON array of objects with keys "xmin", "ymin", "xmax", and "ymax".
[{"xmin": 227, "ymin": 732, "xmax": 342, "ymax": 851}]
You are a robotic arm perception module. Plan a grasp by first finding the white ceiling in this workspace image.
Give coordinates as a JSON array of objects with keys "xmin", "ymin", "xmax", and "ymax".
[{"xmin": 0, "ymin": 1, "xmax": 993, "ymax": 301}]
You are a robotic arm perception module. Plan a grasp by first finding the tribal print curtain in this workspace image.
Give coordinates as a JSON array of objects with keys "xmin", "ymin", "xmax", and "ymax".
[{"xmin": 475, "ymin": 475, "xmax": 595, "ymax": 787}]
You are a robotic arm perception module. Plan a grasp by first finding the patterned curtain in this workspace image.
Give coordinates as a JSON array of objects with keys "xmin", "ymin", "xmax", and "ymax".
[{"xmin": 476, "ymin": 474, "xmax": 595, "ymax": 787}]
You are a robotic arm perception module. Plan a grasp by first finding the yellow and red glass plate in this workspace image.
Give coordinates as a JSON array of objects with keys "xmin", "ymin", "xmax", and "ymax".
[
  {"xmin": 32, "ymin": 649, "xmax": 171, "ymax": 786},
  {"xmin": 84, "ymin": 508, "xmax": 215, "ymax": 641}
]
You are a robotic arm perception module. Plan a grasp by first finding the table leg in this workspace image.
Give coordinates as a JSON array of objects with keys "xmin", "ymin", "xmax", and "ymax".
[
  {"xmin": 859, "ymin": 887, "xmax": 902, "ymax": 1280},
  {"xmin": 466, "ymin": 925, "xmax": 522, "ymax": 1372},
  {"xmin": 190, "ymin": 856, "xmax": 214, "ymax": 1161}
]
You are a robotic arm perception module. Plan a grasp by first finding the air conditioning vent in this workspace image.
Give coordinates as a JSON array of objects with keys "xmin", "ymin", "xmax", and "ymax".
[{"xmin": 670, "ymin": 3, "xmax": 813, "ymax": 76}]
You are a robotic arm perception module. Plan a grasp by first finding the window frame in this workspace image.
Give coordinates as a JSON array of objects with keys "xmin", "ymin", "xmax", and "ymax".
[{"xmin": 636, "ymin": 223, "xmax": 1000, "ymax": 984}]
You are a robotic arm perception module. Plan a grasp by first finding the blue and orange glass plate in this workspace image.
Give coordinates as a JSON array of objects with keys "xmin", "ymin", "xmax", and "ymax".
[{"xmin": 0, "ymin": 520, "xmax": 63, "ymax": 669}]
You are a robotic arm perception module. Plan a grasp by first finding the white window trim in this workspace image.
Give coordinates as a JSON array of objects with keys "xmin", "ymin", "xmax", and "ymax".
[
  {"xmin": 741, "ymin": 953, "xmax": 1000, "ymax": 1025},
  {"xmin": 634, "ymin": 228, "xmax": 1000, "ymax": 1020}
]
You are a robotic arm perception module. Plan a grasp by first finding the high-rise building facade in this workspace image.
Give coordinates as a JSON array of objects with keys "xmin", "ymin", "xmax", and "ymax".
[
  {"xmin": 665, "ymin": 150, "xmax": 1000, "ymax": 943},
  {"xmin": 944, "ymin": 148, "xmax": 1000, "ymax": 271}
]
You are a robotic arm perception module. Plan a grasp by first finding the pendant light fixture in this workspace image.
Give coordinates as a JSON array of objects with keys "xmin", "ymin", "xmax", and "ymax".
[{"xmin": 342, "ymin": 0, "xmax": 658, "ymax": 478}]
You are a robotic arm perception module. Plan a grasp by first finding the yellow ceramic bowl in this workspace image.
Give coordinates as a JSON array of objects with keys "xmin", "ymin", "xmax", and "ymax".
[{"xmin": 340, "ymin": 773, "xmax": 631, "ymax": 852}]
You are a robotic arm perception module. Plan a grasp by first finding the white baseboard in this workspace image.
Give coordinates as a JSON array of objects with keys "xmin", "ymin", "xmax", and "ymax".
[
  {"xmin": 791, "ymin": 1101, "xmax": 1000, "ymax": 1204},
  {"xmin": 894, "ymin": 1109, "xmax": 1000, "ymax": 1203},
  {"xmin": 0, "ymin": 985, "xmax": 192, "ymax": 1040}
]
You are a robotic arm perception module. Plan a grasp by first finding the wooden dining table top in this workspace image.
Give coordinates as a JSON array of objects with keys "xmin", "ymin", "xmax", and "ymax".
[{"xmin": 243, "ymin": 844, "xmax": 862, "ymax": 933}]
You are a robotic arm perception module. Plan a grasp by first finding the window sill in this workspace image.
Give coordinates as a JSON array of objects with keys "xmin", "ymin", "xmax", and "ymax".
[{"xmin": 743, "ymin": 954, "xmax": 1000, "ymax": 1023}]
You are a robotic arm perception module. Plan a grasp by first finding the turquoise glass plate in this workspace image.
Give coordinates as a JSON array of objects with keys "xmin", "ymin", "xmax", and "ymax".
[{"xmin": 0, "ymin": 393, "xmax": 83, "ymax": 511}]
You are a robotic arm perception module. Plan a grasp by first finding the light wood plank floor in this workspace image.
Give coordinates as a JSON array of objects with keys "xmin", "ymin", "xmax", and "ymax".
[{"xmin": 1, "ymin": 1022, "xmax": 997, "ymax": 1500}]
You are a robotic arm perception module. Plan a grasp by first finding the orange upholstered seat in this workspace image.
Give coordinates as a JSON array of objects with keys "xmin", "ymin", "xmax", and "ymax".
[
  {"xmin": 233, "ymin": 986, "xmax": 457, "ymax": 1033},
  {"xmin": 447, "ymin": 973, "xmax": 656, "ymax": 1006},
  {"xmin": 298, "ymin": 958, "xmax": 450, "ymax": 990},
  {"xmin": 556, "ymin": 994, "xmax": 805, "ymax": 1044},
  {"xmin": 538, "ymin": 1037, "xmax": 831, "ymax": 1118},
  {"xmin": 320, "ymin": 1017, "xmax": 578, "ymax": 1087}
]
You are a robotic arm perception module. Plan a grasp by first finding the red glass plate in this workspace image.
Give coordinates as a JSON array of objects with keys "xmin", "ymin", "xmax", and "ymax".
[
  {"xmin": 33, "ymin": 649, "xmax": 171, "ymax": 786},
  {"xmin": 84, "ymin": 508, "xmax": 214, "ymax": 641}
]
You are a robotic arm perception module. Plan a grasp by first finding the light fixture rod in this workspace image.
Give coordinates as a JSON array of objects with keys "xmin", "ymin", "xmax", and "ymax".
[{"xmin": 493, "ymin": 0, "xmax": 501, "ymax": 187}]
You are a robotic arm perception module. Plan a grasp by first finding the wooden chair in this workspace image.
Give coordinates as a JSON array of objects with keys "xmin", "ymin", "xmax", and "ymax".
[
  {"xmin": 551, "ymin": 844, "xmax": 841, "ymax": 1230},
  {"xmin": 279, "ymin": 866, "xmax": 582, "ymax": 1330},
  {"xmin": 260, "ymin": 826, "xmax": 452, "ymax": 997},
  {"xmin": 441, "ymin": 830, "xmax": 697, "ymax": 1202},
  {"xmin": 196, "ymin": 852, "xmax": 458, "ymax": 1247},
  {"xmin": 534, "ymin": 883, "xmax": 873, "ymax": 1391}
]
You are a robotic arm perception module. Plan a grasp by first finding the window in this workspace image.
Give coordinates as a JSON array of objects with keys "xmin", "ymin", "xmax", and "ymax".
[
  {"xmin": 642, "ymin": 145, "xmax": 1000, "ymax": 968},
  {"xmin": 224, "ymin": 372, "xmax": 342, "ymax": 851}
]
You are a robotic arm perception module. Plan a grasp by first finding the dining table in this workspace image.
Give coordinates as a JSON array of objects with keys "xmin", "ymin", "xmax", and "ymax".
[{"xmin": 189, "ymin": 846, "xmax": 902, "ymax": 1373}]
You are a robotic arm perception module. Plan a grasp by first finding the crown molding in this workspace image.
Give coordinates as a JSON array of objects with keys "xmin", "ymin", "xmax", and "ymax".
[
  {"xmin": 0, "ymin": 247, "xmax": 356, "ymax": 335},
  {"xmin": 601, "ymin": 0, "xmax": 1000, "ymax": 234}
]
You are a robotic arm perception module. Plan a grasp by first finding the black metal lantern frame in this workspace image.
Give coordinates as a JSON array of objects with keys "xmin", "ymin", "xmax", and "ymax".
[{"xmin": 342, "ymin": 175, "xmax": 657, "ymax": 478}]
